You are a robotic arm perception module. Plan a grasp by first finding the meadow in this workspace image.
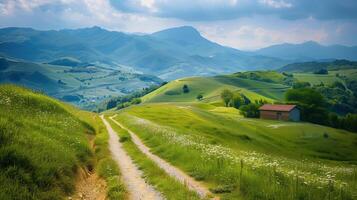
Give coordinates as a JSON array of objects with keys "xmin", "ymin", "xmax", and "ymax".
[
  {"xmin": 142, "ymin": 76, "xmax": 289, "ymax": 105},
  {"xmin": 112, "ymin": 103, "xmax": 357, "ymax": 200},
  {"xmin": 0, "ymin": 85, "xmax": 125, "ymax": 200}
]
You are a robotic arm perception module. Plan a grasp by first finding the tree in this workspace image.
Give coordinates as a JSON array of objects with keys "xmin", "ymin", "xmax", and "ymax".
[
  {"xmin": 314, "ymin": 69, "xmax": 328, "ymax": 74},
  {"xmin": 196, "ymin": 94, "xmax": 203, "ymax": 101},
  {"xmin": 293, "ymin": 81, "xmax": 311, "ymax": 89},
  {"xmin": 239, "ymin": 103, "xmax": 260, "ymax": 118},
  {"xmin": 183, "ymin": 84, "xmax": 190, "ymax": 93},
  {"xmin": 106, "ymin": 99, "xmax": 117, "ymax": 110},
  {"xmin": 285, "ymin": 88, "xmax": 328, "ymax": 124},
  {"xmin": 231, "ymin": 93, "xmax": 244, "ymax": 108},
  {"xmin": 221, "ymin": 89, "xmax": 233, "ymax": 107}
]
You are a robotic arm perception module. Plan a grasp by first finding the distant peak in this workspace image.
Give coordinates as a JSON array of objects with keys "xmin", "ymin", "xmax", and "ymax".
[
  {"xmin": 151, "ymin": 26, "xmax": 203, "ymax": 41},
  {"xmin": 302, "ymin": 41, "xmax": 321, "ymax": 46}
]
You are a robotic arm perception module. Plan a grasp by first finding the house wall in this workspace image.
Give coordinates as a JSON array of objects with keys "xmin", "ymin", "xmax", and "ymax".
[
  {"xmin": 260, "ymin": 110, "xmax": 292, "ymax": 121},
  {"xmin": 289, "ymin": 108, "xmax": 300, "ymax": 121}
]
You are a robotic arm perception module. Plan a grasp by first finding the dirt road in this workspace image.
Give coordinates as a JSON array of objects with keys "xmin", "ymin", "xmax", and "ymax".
[
  {"xmin": 110, "ymin": 115, "xmax": 214, "ymax": 199},
  {"xmin": 101, "ymin": 115, "xmax": 163, "ymax": 200}
]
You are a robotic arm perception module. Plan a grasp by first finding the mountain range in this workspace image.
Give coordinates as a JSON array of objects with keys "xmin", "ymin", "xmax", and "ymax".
[
  {"xmin": 256, "ymin": 41, "xmax": 357, "ymax": 61},
  {"xmin": 0, "ymin": 26, "xmax": 286, "ymax": 80}
]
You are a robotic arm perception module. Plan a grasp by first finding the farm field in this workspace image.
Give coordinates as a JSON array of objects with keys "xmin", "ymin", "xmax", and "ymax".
[{"xmin": 109, "ymin": 102, "xmax": 357, "ymax": 200}]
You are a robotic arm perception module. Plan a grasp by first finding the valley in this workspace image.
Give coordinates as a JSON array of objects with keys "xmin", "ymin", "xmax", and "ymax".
[{"xmin": 1, "ymin": 24, "xmax": 357, "ymax": 200}]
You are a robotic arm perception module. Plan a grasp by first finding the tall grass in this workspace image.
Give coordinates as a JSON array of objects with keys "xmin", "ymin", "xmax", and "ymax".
[{"xmin": 0, "ymin": 85, "xmax": 93, "ymax": 199}]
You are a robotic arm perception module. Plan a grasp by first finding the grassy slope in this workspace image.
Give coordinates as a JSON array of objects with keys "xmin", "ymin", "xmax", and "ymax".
[
  {"xmin": 0, "ymin": 85, "xmax": 125, "ymax": 200},
  {"xmin": 142, "ymin": 76, "xmax": 289, "ymax": 105},
  {"xmin": 112, "ymin": 103, "xmax": 357, "ymax": 199}
]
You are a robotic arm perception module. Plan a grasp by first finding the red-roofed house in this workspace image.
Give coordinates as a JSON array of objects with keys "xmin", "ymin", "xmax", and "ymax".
[{"xmin": 259, "ymin": 104, "xmax": 300, "ymax": 121}]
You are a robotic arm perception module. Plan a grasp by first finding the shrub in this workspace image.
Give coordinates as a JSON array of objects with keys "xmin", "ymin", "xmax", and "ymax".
[
  {"xmin": 183, "ymin": 84, "xmax": 190, "ymax": 93},
  {"xmin": 196, "ymin": 94, "xmax": 203, "ymax": 101},
  {"xmin": 221, "ymin": 89, "xmax": 233, "ymax": 107},
  {"xmin": 239, "ymin": 103, "xmax": 260, "ymax": 118}
]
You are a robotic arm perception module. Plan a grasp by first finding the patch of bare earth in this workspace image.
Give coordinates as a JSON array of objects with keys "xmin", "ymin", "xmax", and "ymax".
[{"xmin": 69, "ymin": 168, "xmax": 107, "ymax": 200}]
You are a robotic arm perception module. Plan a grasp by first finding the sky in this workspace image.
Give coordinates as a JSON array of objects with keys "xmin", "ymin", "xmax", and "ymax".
[{"xmin": 0, "ymin": 0, "xmax": 357, "ymax": 50}]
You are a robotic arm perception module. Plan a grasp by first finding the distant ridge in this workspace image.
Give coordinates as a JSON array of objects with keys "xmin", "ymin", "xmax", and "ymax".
[{"xmin": 255, "ymin": 41, "xmax": 357, "ymax": 61}]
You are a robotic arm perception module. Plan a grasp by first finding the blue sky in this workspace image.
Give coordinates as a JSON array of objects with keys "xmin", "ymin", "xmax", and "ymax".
[{"xmin": 0, "ymin": 0, "xmax": 356, "ymax": 50}]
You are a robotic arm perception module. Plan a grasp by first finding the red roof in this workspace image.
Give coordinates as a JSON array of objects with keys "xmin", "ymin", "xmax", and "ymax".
[{"xmin": 259, "ymin": 104, "xmax": 297, "ymax": 112}]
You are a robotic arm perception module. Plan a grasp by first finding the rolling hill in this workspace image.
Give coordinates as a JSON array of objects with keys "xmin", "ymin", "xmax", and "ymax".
[
  {"xmin": 0, "ymin": 26, "xmax": 288, "ymax": 79},
  {"xmin": 142, "ymin": 73, "xmax": 291, "ymax": 105},
  {"xmin": 108, "ymin": 99, "xmax": 357, "ymax": 199}
]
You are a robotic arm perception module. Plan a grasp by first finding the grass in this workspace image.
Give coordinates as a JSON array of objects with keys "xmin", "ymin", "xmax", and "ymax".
[
  {"xmin": 293, "ymin": 73, "xmax": 343, "ymax": 86},
  {"xmin": 0, "ymin": 84, "xmax": 126, "ymax": 200},
  {"xmin": 112, "ymin": 102, "xmax": 357, "ymax": 200},
  {"xmin": 142, "ymin": 76, "xmax": 288, "ymax": 105},
  {"xmin": 0, "ymin": 84, "xmax": 94, "ymax": 199},
  {"xmin": 106, "ymin": 115, "xmax": 202, "ymax": 200}
]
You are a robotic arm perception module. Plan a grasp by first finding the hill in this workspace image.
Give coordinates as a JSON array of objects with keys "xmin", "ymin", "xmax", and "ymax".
[
  {"xmin": 0, "ymin": 85, "xmax": 95, "ymax": 199},
  {"xmin": 109, "ymin": 101, "xmax": 357, "ymax": 199},
  {"xmin": 0, "ymin": 57, "xmax": 162, "ymax": 109},
  {"xmin": 255, "ymin": 41, "xmax": 357, "ymax": 61},
  {"xmin": 0, "ymin": 26, "xmax": 288, "ymax": 79},
  {"xmin": 142, "ymin": 73, "xmax": 291, "ymax": 105},
  {"xmin": 278, "ymin": 59, "xmax": 357, "ymax": 73}
]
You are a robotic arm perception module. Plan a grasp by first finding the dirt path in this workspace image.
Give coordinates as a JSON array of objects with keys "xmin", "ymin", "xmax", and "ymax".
[
  {"xmin": 70, "ymin": 169, "xmax": 106, "ymax": 200},
  {"xmin": 100, "ymin": 116, "xmax": 163, "ymax": 200},
  {"xmin": 110, "ymin": 115, "xmax": 215, "ymax": 199}
]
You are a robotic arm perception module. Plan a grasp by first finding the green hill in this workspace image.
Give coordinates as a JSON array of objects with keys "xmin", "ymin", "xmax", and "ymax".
[
  {"xmin": 142, "ymin": 74, "xmax": 290, "ymax": 105},
  {"xmin": 111, "ymin": 102, "xmax": 357, "ymax": 199},
  {"xmin": 0, "ymin": 85, "xmax": 95, "ymax": 199}
]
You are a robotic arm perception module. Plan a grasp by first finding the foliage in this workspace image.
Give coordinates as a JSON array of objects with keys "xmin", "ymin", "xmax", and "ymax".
[
  {"xmin": 182, "ymin": 84, "xmax": 190, "ymax": 93},
  {"xmin": 104, "ymin": 83, "xmax": 165, "ymax": 111},
  {"xmin": 314, "ymin": 69, "xmax": 328, "ymax": 74},
  {"xmin": 285, "ymin": 88, "xmax": 328, "ymax": 124},
  {"xmin": 196, "ymin": 94, "xmax": 203, "ymax": 101},
  {"xmin": 221, "ymin": 89, "xmax": 234, "ymax": 107},
  {"xmin": 239, "ymin": 103, "xmax": 260, "ymax": 118},
  {"xmin": 292, "ymin": 81, "xmax": 311, "ymax": 89}
]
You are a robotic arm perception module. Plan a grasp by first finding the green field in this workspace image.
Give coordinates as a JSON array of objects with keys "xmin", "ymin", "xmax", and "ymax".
[
  {"xmin": 110, "ymin": 102, "xmax": 357, "ymax": 199},
  {"xmin": 0, "ymin": 85, "xmax": 125, "ymax": 200},
  {"xmin": 142, "ymin": 76, "xmax": 289, "ymax": 105}
]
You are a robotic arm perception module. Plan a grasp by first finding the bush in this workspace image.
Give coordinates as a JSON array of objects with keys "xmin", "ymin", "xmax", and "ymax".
[
  {"xmin": 239, "ymin": 103, "xmax": 260, "ymax": 118},
  {"xmin": 196, "ymin": 94, "xmax": 203, "ymax": 101},
  {"xmin": 183, "ymin": 84, "xmax": 190, "ymax": 93},
  {"xmin": 221, "ymin": 89, "xmax": 233, "ymax": 107},
  {"xmin": 314, "ymin": 69, "xmax": 328, "ymax": 74}
]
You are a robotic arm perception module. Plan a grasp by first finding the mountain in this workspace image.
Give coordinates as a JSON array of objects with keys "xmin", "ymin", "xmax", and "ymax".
[
  {"xmin": 0, "ymin": 26, "xmax": 288, "ymax": 80},
  {"xmin": 255, "ymin": 41, "xmax": 357, "ymax": 61}
]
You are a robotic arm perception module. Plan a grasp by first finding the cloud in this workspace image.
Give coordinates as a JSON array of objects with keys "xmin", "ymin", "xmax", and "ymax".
[
  {"xmin": 0, "ymin": 0, "xmax": 356, "ymax": 49},
  {"xmin": 110, "ymin": 0, "xmax": 357, "ymax": 21}
]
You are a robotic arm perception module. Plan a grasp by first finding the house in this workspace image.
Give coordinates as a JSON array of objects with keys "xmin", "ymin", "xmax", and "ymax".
[{"xmin": 259, "ymin": 104, "xmax": 300, "ymax": 121}]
